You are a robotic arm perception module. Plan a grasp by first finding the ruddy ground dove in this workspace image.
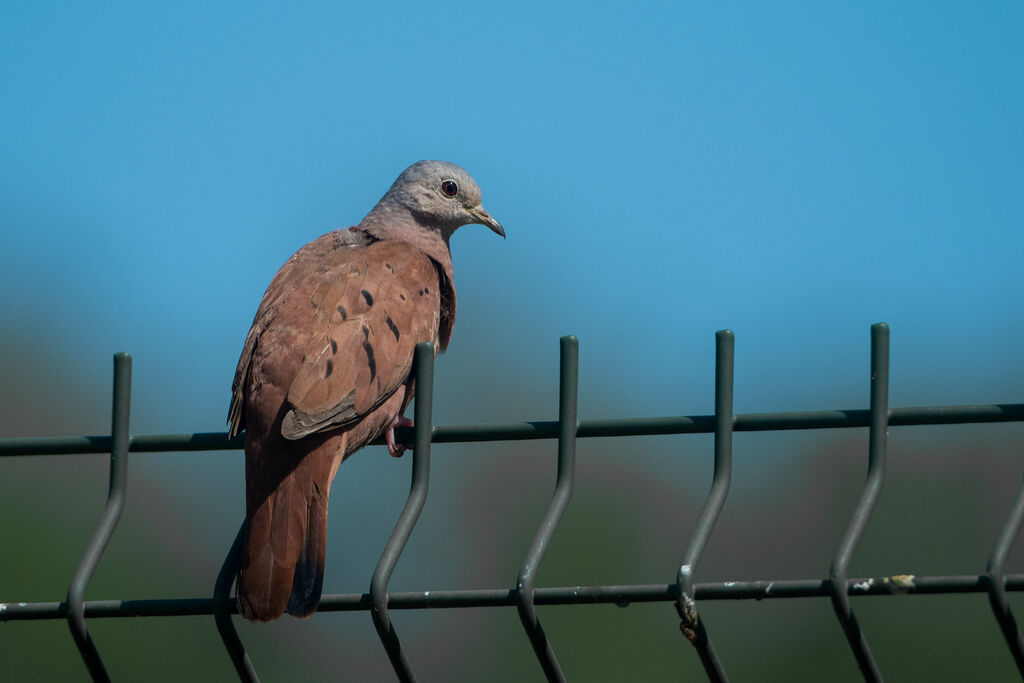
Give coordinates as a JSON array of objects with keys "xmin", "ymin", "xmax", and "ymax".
[{"xmin": 228, "ymin": 160, "xmax": 503, "ymax": 622}]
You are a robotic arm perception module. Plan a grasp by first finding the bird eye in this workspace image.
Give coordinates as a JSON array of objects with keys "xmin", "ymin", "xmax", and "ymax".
[{"xmin": 441, "ymin": 180, "xmax": 459, "ymax": 197}]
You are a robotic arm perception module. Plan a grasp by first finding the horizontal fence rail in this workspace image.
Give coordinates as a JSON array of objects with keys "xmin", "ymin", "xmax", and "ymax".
[
  {"xmin": 3, "ymin": 405, "xmax": 1022, "ymax": 458},
  {"xmin": 8, "ymin": 574, "xmax": 1024, "ymax": 621},
  {"xmin": 1, "ymin": 324, "xmax": 1023, "ymax": 683}
]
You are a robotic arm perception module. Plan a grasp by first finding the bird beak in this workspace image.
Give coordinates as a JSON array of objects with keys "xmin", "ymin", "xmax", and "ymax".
[{"xmin": 468, "ymin": 206, "xmax": 505, "ymax": 238}]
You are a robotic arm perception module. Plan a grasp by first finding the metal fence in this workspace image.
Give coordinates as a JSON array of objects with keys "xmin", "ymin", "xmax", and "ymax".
[{"xmin": 2, "ymin": 323, "xmax": 1023, "ymax": 682}]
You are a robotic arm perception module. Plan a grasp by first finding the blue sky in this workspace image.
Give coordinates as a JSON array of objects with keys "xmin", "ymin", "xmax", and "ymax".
[{"xmin": 2, "ymin": 2, "xmax": 1022, "ymax": 433}]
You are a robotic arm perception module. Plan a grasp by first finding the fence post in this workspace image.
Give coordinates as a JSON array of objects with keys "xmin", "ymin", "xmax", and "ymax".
[
  {"xmin": 516, "ymin": 335, "xmax": 579, "ymax": 682},
  {"xmin": 370, "ymin": 342, "xmax": 436, "ymax": 683},
  {"xmin": 676, "ymin": 330, "xmax": 734, "ymax": 682},
  {"xmin": 66, "ymin": 352, "xmax": 132, "ymax": 682}
]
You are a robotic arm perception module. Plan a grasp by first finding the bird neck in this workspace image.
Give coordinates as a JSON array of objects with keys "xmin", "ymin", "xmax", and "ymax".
[{"xmin": 356, "ymin": 206, "xmax": 455, "ymax": 289}]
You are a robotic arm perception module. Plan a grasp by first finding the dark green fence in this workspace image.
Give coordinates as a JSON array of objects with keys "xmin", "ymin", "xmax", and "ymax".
[{"xmin": 2, "ymin": 324, "xmax": 1023, "ymax": 682}]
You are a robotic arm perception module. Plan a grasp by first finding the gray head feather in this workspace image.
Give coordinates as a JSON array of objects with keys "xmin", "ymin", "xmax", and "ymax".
[{"xmin": 360, "ymin": 160, "xmax": 504, "ymax": 239}]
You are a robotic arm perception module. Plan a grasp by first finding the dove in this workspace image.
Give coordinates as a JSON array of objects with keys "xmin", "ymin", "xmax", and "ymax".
[{"xmin": 228, "ymin": 160, "xmax": 503, "ymax": 622}]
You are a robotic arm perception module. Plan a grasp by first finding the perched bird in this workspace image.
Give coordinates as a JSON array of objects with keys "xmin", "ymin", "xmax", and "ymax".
[{"xmin": 228, "ymin": 160, "xmax": 504, "ymax": 622}]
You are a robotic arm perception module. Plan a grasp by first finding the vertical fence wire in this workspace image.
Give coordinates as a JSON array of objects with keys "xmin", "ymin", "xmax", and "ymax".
[
  {"xmin": 986, "ymin": 473, "xmax": 1024, "ymax": 675},
  {"xmin": 66, "ymin": 352, "xmax": 132, "ymax": 683},
  {"xmin": 828, "ymin": 322, "xmax": 888, "ymax": 682},
  {"xmin": 676, "ymin": 330, "xmax": 734, "ymax": 682},
  {"xmin": 370, "ymin": 342, "xmax": 436, "ymax": 683},
  {"xmin": 516, "ymin": 335, "xmax": 579, "ymax": 683},
  {"xmin": 213, "ymin": 523, "xmax": 259, "ymax": 682}
]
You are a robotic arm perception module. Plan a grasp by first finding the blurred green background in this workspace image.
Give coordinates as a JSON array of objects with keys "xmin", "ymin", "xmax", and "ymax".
[{"xmin": 3, "ymin": 2, "xmax": 1023, "ymax": 681}]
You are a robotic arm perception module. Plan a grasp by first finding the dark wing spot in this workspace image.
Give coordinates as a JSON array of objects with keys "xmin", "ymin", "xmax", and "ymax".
[
  {"xmin": 424, "ymin": 286, "xmax": 429, "ymax": 294},
  {"xmin": 325, "ymin": 359, "xmax": 333, "ymax": 377},
  {"xmin": 385, "ymin": 316, "xmax": 400, "ymax": 341},
  {"xmin": 362, "ymin": 341, "xmax": 377, "ymax": 382},
  {"xmin": 330, "ymin": 338, "xmax": 338, "ymax": 354},
  {"xmin": 385, "ymin": 262, "xmax": 393, "ymax": 272},
  {"xmin": 361, "ymin": 289, "xmax": 374, "ymax": 306},
  {"xmin": 400, "ymin": 293, "xmax": 406, "ymax": 300},
  {"xmin": 361, "ymin": 324, "xmax": 370, "ymax": 341},
  {"xmin": 337, "ymin": 305, "xmax": 347, "ymax": 320},
  {"xmin": 418, "ymin": 289, "xmax": 424, "ymax": 296}
]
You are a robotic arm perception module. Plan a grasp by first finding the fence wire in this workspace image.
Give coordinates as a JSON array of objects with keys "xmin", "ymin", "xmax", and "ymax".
[{"xmin": 2, "ymin": 323, "xmax": 1024, "ymax": 682}]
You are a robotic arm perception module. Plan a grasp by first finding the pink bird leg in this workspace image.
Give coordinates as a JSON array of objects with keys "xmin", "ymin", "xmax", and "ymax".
[{"xmin": 385, "ymin": 415, "xmax": 415, "ymax": 457}]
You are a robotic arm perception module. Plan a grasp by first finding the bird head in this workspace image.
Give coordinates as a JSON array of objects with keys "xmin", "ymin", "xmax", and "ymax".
[{"xmin": 368, "ymin": 160, "xmax": 504, "ymax": 240}]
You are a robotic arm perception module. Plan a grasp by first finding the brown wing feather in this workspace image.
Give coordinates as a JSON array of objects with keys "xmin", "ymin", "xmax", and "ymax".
[
  {"xmin": 228, "ymin": 229, "xmax": 375, "ymax": 437},
  {"xmin": 280, "ymin": 239, "xmax": 441, "ymax": 439}
]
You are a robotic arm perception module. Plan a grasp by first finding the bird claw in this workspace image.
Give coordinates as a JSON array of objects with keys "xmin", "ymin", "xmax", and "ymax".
[{"xmin": 385, "ymin": 416, "xmax": 415, "ymax": 457}]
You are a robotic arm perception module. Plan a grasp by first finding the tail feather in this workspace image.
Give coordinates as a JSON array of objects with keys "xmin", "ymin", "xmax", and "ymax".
[
  {"xmin": 237, "ymin": 435, "xmax": 343, "ymax": 622},
  {"xmin": 286, "ymin": 479, "xmax": 328, "ymax": 617}
]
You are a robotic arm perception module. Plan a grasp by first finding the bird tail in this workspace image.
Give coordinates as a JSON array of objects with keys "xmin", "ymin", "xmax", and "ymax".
[
  {"xmin": 285, "ymin": 476, "xmax": 329, "ymax": 617},
  {"xmin": 237, "ymin": 434, "xmax": 344, "ymax": 622}
]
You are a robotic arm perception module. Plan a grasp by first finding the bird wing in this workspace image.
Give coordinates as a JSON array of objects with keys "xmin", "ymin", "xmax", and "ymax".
[
  {"xmin": 228, "ymin": 229, "xmax": 368, "ymax": 437},
  {"xmin": 278, "ymin": 238, "xmax": 441, "ymax": 439}
]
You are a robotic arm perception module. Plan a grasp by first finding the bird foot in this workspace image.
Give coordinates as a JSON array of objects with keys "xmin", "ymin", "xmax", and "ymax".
[{"xmin": 385, "ymin": 416, "xmax": 415, "ymax": 457}]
